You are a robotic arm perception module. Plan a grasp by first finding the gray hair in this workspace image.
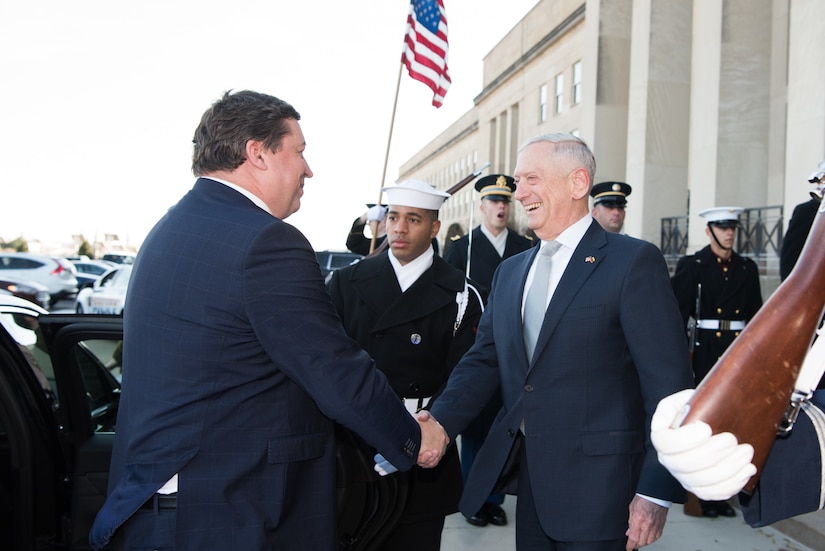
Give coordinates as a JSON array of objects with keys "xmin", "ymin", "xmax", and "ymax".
[{"xmin": 519, "ymin": 133, "xmax": 597, "ymax": 184}]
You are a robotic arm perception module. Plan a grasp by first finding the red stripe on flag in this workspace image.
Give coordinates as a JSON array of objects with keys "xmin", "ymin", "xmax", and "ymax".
[{"xmin": 401, "ymin": 0, "xmax": 451, "ymax": 108}]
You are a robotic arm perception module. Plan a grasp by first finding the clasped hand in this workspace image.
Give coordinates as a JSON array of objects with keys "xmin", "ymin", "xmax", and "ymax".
[
  {"xmin": 650, "ymin": 389, "xmax": 756, "ymax": 500},
  {"xmin": 373, "ymin": 410, "xmax": 449, "ymax": 476}
]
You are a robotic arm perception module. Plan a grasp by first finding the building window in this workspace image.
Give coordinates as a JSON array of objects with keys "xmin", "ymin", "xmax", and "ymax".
[
  {"xmin": 539, "ymin": 83, "xmax": 548, "ymax": 122},
  {"xmin": 572, "ymin": 61, "xmax": 582, "ymax": 105},
  {"xmin": 554, "ymin": 73, "xmax": 564, "ymax": 114}
]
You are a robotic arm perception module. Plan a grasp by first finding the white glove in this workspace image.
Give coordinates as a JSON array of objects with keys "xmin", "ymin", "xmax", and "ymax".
[
  {"xmin": 373, "ymin": 453, "xmax": 398, "ymax": 476},
  {"xmin": 651, "ymin": 389, "xmax": 757, "ymax": 501},
  {"xmin": 366, "ymin": 205, "xmax": 387, "ymax": 222}
]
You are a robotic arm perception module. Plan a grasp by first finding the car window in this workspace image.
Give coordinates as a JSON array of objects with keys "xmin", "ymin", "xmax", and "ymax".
[
  {"xmin": 0, "ymin": 256, "xmax": 43, "ymax": 270},
  {"xmin": 110, "ymin": 267, "xmax": 132, "ymax": 288},
  {"xmin": 69, "ymin": 339, "xmax": 121, "ymax": 433},
  {"xmin": 98, "ymin": 270, "xmax": 119, "ymax": 288}
]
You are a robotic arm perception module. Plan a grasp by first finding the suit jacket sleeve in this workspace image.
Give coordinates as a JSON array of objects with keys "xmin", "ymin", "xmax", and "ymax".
[
  {"xmin": 245, "ymin": 222, "xmax": 420, "ymax": 469},
  {"xmin": 622, "ymin": 242, "xmax": 695, "ymax": 501}
]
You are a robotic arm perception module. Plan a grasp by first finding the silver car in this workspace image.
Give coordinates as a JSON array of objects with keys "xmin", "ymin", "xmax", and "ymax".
[{"xmin": 0, "ymin": 252, "xmax": 78, "ymax": 307}]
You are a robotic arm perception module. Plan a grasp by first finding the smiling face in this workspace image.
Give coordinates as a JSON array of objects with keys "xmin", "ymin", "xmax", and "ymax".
[
  {"xmin": 513, "ymin": 141, "xmax": 590, "ymax": 240},
  {"xmin": 386, "ymin": 205, "xmax": 440, "ymax": 265},
  {"xmin": 480, "ymin": 197, "xmax": 511, "ymax": 235},
  {"xmin": 254, "ymin": 118, "xmax": 313, "ymax": 219}
]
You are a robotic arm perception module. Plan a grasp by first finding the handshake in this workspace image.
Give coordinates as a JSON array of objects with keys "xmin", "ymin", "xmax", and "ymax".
[
  {"xmin": 651, "ymin": 389, "xmax": 757, "ymax": 500},
  {"xmin": 374, "ymin": 410, "xmax": 449, "ymax": 476}
]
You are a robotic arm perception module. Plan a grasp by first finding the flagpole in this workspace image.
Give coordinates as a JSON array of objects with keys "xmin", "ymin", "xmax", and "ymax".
[{"xmin": 369, "ymin": 62, "xmax": 404, "ymax": 254}]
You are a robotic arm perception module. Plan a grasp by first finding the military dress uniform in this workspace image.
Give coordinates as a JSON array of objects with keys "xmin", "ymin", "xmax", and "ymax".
[
  {"xmin": 671, "ymin": 207, "xmax": 763, "ymax": 520},
  {"xmin": 445, "ymin": 175, "xmax": 532, "ymax": 294},
  {"xmin": 671, "ymin": 244, "xmax": 763, "ymax": 383},
  {"xmin": 328, "ymin": 180, "xmax": 484, "ymax": 551},
  {"xmin": 445, "ymin": 228, "xmax": 531, "ymax": 293}
]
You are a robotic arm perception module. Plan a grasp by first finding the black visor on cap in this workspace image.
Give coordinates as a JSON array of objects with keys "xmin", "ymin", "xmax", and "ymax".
[{"xmin": 709, "ymin": 220, "xmax": 738, "ymax": 229}]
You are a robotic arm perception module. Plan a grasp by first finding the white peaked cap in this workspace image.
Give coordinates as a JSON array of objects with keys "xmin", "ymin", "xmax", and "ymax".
[
  {"xmin": 381, "ymin": 180, "xmax": 450, "ymax": 211},
  {"xmin": 698, "ymin": 206, "xmax": 744, "ymax": 223}
]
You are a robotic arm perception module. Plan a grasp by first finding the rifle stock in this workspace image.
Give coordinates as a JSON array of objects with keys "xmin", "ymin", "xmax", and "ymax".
[{"xmin": 678, "ymin": 201, "xmax": 825, "ymax": 493}]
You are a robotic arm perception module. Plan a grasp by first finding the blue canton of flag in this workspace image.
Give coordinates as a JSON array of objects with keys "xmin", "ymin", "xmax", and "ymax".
[{"xmin": 401, "ymin": 0, "xmax": 451, "ymax": 108}]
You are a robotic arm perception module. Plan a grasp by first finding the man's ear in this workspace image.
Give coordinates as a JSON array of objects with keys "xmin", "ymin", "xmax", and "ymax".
[
  {"xmin": 570, "ymin": 168, "xmax": 590, "ymax": 200},
  {"xmin": 246, "ymin": 140, "xmax": 267, "ymax": 169},
  {"xmin": 430, "ymin": 219, "xmax": 442, "ymax": 239}
]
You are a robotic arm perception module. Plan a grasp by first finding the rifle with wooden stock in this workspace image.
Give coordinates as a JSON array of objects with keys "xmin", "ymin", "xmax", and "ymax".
[
  {"xmin": 365, "ymin": 162, "xmax": 491, "ymax": 259},
  {"xmin": 676, "ymin": 200, "xmax": 825, "ymax": 494}
]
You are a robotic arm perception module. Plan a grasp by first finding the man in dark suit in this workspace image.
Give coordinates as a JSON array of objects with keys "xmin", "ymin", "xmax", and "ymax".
[
  {"xmin": 444, "ymin": 173, "xmax": 531, "ymax": 527},
  {"xmin": 88, "ymin": 90, "xmax": 448, "ymax": 551},
  {"xmin": 426, "ymin": 133, "xmax": 694, "ymax": 550},
  {"xmin": 328, "ymin": 179, "xmax": 484, "ymax": 550}
]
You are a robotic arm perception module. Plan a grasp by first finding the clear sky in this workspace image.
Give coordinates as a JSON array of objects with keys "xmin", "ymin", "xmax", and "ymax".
[{"xmin": 0, "ymin": 0, "xmax": 538, "ymax": 252}]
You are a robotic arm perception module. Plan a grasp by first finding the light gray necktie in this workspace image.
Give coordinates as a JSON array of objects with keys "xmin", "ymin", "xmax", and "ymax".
[{"xmin": 523, "ymin": 241, "xmax": 561, "ymax": 362}]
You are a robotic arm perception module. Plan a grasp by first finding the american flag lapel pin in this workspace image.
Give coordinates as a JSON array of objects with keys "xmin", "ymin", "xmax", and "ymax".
[{"xmin": 585, "ymin": 256, "xmax": 596, "ymax": 264}]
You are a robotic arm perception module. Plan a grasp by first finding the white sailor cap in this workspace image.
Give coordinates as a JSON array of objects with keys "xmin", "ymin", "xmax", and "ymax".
[
  {"xmin": 381, "ymin": 180, "xmax": 450, "ymax": 211},
  {"xmin": 698, "ymin": 206, "xmax": 744, "ymax": 225}
]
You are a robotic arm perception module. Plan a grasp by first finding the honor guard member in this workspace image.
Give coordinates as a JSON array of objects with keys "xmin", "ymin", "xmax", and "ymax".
[
  {"xmin": 590, "ymin": 181, "xmax": 632, "ymax": 233},
  {"xmin": 328, "ymin": 180, "xmax": 484, "ymax": 551},
  {"xmin": 670, "ymin": 206, "xmax": 762, "ymax": 519},
  {"xmin": 445, "ymin": 174, "xmax": 532, "ymax": 294},
  {"xmin": 346, "ymin": 203, "xmax": 388, "ymax": 256},
  {"xmin": 444, "ymin": 173, "xmax": 531, "ymax": 528}
]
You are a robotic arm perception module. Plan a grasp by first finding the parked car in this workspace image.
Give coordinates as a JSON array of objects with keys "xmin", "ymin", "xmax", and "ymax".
[
  {"xmin": 315, "ymin": 250, "xmax": 362, "ymax": 280},
  {"xmin": 71, "ymin": 260, "xmax": 117, "ymax": 290},
  {"xmin": 0, "ymin": 276, "xmax": 50, "ymax": 308},
  {"xmin": 74, "ymin": 265, "xmax": 132, "ymax": 315},
  {"xmin": 0, "ymin": 252, "xmax": 78, "ymax": 306},
  {"xmin": 0, "ymin": 297, "xmax": 404, "ymax": 550},
  {"xmin": 100, "ymin": 253, "xmax": 135, "ymax": 265}
]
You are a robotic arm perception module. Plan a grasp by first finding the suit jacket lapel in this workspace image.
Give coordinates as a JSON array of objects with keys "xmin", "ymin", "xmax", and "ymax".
[{"xmin": 529, "ymin": 221, "xmax": 606, "ymax": 370}]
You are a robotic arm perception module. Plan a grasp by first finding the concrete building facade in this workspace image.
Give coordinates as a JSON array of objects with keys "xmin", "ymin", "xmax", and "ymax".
[{"xmin": 399, "ymin": 0, "xmax": 825, "ymax": 293}]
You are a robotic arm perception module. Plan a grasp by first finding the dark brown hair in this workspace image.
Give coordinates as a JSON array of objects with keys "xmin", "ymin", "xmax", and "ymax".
[{"xmin": 191, "ymin": 90, "xmax": 301, "ymax": 175}]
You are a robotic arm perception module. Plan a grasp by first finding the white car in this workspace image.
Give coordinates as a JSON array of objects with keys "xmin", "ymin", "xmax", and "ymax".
[
  {"xmin": 75, "ymin": 265, "xmax": 132, "ymax": 315},
  {"xmin": 0, "ymin": 252, "xmax": 78, "ymax": 307}
]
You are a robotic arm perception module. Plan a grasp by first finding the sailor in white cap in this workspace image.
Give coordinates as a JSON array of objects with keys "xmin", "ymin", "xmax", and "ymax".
[
  {"xmin": 670, "ymin": 206, "xmax": 763, "ymax": 519},
  {"xmin": 327, "ymin": 179, "xmax": 484, "ymax": 550}
]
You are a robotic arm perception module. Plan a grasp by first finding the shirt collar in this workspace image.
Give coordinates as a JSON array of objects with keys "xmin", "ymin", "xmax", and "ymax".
[
  {"xmin": 388, "ymin": 245, "xmax": 435, "ymax": 292},
  {"xmin": 538, "ymin": 214, "xmax": 591, "ymax": 252}
]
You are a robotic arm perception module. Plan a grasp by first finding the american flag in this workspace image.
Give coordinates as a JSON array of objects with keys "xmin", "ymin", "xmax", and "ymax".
[{"xmin": 401, "ymin": 0, "xmax": 451, "ymax": 108}]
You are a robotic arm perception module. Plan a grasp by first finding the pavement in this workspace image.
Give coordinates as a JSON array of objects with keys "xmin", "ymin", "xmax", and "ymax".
[{"xmin": 441, "ymin": 496, "xmax": 825, "ymax": 550}]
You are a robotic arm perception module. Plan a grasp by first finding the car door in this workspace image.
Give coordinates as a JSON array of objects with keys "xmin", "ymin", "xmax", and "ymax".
[{"xmin": 0, "ymin": 313, "xmax": 122, "ymax": 550}]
